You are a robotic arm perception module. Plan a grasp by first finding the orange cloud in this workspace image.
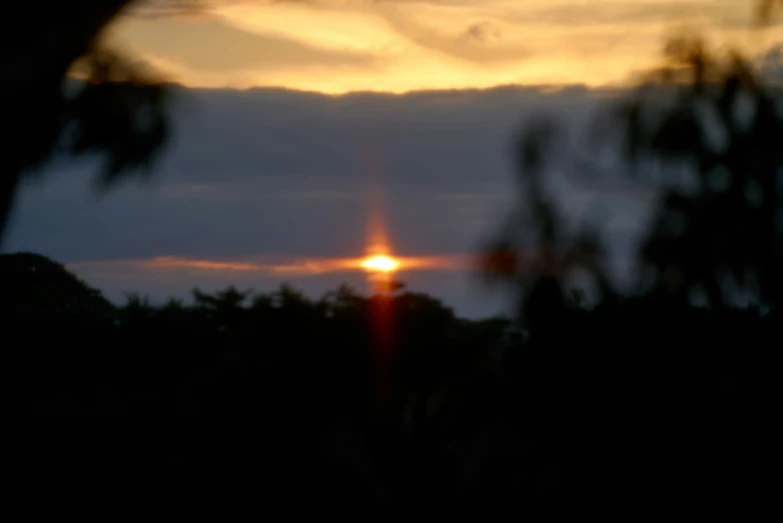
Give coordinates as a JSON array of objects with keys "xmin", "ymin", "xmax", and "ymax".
[
  {"xmin": 141, "ymin": 256, "xmax": 262, "ymax": 271},
  {"xmin": 108, "ymin": 1, "xmax": 775, "ymax": 93}
]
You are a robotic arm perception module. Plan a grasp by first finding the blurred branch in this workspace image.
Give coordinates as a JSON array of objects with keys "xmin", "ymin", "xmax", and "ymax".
[
  {"xmin": 65, "ymin": 47, "xmax": 172, "ymax": 187},
  {"xmin": 480, "ymin": 1, "xmax": 783, "ymax": 323},
  {"xmin": 756, "ymin": 0, "xmax": 783, "ymax": 24},
  {"xmin": 0, "ymin": 0, "xmax": 174, "ymax": 244},
  {"xmin": 478, "ymin": 118, "xmax": 614, "ymax": 328}
]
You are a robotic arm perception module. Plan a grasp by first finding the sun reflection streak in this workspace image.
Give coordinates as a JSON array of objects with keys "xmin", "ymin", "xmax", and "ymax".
[{"xmin": 358, "ymin": 139, "xmax": 398, "ymax": 412}]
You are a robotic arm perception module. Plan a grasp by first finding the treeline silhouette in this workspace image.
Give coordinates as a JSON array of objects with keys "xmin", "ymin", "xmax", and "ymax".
[
  {"xmin": 1, "ymin": 252, "xmax": 776, "ymax": 516},
  {"xmin": 1, "ymin": 252, "xmax": 513, "ymax": 514}
]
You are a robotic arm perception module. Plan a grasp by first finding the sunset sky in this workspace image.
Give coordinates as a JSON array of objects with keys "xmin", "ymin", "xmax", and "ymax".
[
  {"xmin": 109, "ymin": 0, "xmax": 778, "ymax": 93},
  {"xmin": 5, "ymin": 0, "xmax": 783, "ymax": 317}
]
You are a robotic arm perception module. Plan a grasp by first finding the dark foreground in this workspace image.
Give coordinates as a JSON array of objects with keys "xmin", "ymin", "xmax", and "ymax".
[{"xmin": 1, "ymin": 253, "xmax": 777, "ymax": 517}]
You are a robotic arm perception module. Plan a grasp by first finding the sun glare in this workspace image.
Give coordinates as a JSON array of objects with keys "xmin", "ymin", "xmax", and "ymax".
[{"xmin": 361, "ymin": 255, "xmax": 399, "ymax": 273}]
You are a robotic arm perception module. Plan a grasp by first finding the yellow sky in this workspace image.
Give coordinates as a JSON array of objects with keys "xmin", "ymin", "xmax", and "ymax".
[{"xmin": 106, "ymin": 0, "xmax": 783, "ymax": 93}]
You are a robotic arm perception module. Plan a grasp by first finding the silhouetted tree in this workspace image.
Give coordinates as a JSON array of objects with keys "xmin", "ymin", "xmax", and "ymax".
[
  {"xmin": 0, "ymin": 0, "xmax": 174, "ymax": 245},
  {"xmin": 478, "ymin": 117, "xmax": 612, "ymax": 336},
  {"xmin": 473, "ymin": 2, "xmax": 781, "ymax": 515},
  {"xmin": 610, "ymin": 37, "xmax": 783, "ymax": 310}
]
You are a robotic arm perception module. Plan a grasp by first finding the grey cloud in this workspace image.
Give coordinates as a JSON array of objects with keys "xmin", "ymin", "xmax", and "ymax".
[{"xmin": 4, "ymin": 84, "xmax": 651, "ymax": 316}]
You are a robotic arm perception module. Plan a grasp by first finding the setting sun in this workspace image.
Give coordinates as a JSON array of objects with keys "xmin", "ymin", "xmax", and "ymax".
[{"xmin": 361, "ymin": 255, "xmax": 399, "ymax": 273}]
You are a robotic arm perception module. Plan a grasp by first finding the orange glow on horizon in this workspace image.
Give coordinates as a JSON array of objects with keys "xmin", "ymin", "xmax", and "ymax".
[{"xmin": 67, "ymin": 254, "xmax": 466, "ymax": 277}]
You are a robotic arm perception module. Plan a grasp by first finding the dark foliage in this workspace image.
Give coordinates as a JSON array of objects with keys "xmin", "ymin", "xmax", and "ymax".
[
  {"xmin": 0, "ymin": 252, "xmax": 516, "ymax": 515},
  {"xmin": 473, "ymin": 6, "xmax": 781, "ymax": 517},
  {"xmin": 1, "ymin": 250, "xmax": 777, "ymax": 516},
  {"xmin": 0, "ymin": 0, "xmax": 171, "ymax": 244}
]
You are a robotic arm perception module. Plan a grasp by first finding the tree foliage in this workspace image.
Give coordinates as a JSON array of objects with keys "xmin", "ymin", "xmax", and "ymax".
[{"xmin": 0, "ymin": 0, "xmax": 172, "ymax": 244}]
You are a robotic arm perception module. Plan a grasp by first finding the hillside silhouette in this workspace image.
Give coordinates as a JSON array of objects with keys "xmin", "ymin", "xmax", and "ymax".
[{"xmin": 1, "ymin": 252, "xmax": 113, "ymax": 319}]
